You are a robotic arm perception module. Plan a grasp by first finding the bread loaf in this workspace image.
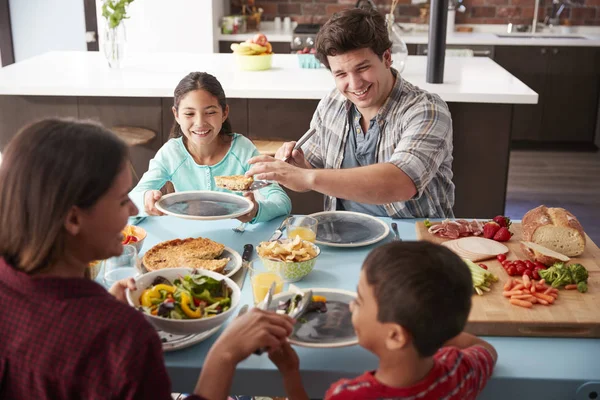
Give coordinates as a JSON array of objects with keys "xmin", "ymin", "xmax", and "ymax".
[{"xmin": 521, "ymin": 205, "xmax": 586, "ymax": 257}]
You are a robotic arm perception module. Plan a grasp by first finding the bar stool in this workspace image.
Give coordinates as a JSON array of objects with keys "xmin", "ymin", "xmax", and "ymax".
[{"xmin": 111, "ymin": 126, "xmax": 156, "ymax": 182}]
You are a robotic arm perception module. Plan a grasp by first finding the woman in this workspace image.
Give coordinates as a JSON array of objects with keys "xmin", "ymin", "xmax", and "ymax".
[{"xmin": 0, "ymin": 119, "xmax": 294, "ymax": 400}]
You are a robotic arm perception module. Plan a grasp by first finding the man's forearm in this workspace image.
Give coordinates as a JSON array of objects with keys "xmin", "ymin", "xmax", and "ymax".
[
  {"xmin": 194, "ymin": 348, "xmax": 237, "ymax": 400},
  {"xmin": 307, "ymin": 163, "xmax": 417, "ymax": 204}
]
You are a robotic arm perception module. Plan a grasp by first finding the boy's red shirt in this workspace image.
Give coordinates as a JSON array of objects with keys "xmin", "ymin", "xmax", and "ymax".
[{"xmin": 325, "ymin": 346, "xmax": 495, "ymax": 400}]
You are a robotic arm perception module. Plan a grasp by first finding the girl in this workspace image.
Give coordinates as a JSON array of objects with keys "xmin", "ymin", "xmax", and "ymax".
[
  {"xmin": 0, "ymin": 118, "xmax": 294, "ymax": 399},
  {"xmin": 130, "ymin": 72, "xmax": 291, "ymax": 222}
]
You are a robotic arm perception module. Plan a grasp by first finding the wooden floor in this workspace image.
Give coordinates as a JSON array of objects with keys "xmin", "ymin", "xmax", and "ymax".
[{"xmin": 505, "ymin": 150, "xmax": 600, "ymax": 244}]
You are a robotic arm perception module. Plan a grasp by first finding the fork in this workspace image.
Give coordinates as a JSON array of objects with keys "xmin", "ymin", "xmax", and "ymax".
[{"xmin": 232, "ymin": 222, "xmax": 247, "ymax": 233}]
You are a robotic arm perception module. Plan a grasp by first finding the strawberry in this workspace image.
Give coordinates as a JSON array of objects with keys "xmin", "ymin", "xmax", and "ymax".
[
  {"xmin": 492, "ymin": 215, "xmax": 511, "ymax": 228},
  {"xmin": 483, "ymin": 221, "xmax": 501, "ymax": 239},
  {"xmin": 493, "ymin": 227, "xmax": 513, "ymax": 242}
]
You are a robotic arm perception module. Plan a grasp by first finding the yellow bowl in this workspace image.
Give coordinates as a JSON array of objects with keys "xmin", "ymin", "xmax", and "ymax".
[{"xmin": 235, "ymin": 54, "xmax": 273, "ymax": 71}]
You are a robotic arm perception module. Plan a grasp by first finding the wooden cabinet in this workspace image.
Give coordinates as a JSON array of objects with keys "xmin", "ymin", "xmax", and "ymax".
[{"xmin": 494, "ymin": 46, "xmax": 600, "ymax": 144}]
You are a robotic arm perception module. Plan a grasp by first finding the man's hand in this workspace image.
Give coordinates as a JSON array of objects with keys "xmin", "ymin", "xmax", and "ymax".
[
  {"xmin": 247, "ymin": 155, "xmax": 315, "ymax": 193},
  {"xmin": 143, "ymin": 190, "xmax": 165, "ymax": 216},
  {"xmin": 275, "ymin": 141, "xmax": 312, "ymax": 169},
  {"xmin": 236, "ymin": 192, "xmax": 258, "ymax": 223}
]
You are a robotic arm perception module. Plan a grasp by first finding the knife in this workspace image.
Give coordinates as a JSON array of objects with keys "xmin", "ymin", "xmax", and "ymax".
[
  {"xmin": 269, "ymin": 215, "xmax": 290, "ymax": 241},
  {"xmin": 391, "ymin": 222, "xmax": 402, "ymax": 241},
  {"xmin": 233, "ymin": 244, "xmax": 253, "ymax": 290}
]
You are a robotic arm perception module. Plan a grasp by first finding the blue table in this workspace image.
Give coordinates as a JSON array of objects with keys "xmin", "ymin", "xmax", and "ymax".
[{"xmin": 135, "ymin": 216, "xmax": 600, "ymax": 399}]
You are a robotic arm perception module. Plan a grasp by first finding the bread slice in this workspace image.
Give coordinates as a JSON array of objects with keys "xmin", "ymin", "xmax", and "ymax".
[
  {"xmin": 214, "ymin": 175, "xmax": 254, "ymax": 191},
  {"xmin": 521, "ymin": 205, "xmax": 586, "ymax": 257},
  {"xmin": 521, "ymin": 241, "xmax": 570, "ymax": 266},
  {"xmin": 143, "ymin": 237, "xmax": 227, "ymax": 272}
]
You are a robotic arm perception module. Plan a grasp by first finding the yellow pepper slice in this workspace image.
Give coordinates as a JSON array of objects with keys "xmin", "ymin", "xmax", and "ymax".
[
  {"xmin": 312, "ymin": 295, "xmax": 327, "ymax": 303},
  {"xmin": 180, "ymin": 292, "xmax": 203, "ymax": 319},
  {"xmin": 140, "ymin": 284, "xmax": 175, "ymax": 308}
]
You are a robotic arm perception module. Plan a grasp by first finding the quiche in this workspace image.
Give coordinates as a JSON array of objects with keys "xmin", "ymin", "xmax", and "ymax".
[
  {"xmin": 214, "ymin": 175, "xmax": 254, "ymax": 191},
  {"xmin": 143, "ymin": 237, "xmax": 230, "ymax": 274}
]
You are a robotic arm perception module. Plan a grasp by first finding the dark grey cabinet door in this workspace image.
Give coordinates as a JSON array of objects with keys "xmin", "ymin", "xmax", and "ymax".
[
  {"xmin": 494, "ymin": 46, "xmax": 548, "ymax": 142},
  {"xmin": 541, "ymin": 47, "xmax": 600, "ymax": 143}
]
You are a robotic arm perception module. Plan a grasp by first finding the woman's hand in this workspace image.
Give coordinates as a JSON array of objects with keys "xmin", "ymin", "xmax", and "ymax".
[
  {"xmin": 144, "ymin": 190, "xmax": 164, "ymax": 216},
  {"xmin": 210, "ymin": 308, "xmax": 294, "ymax": 364},
  {"xmin": 108, "ymin": 277, "xmax": 136, "ymax": 303},
  {"xmin": 236, "ymin": 192, "xmax": 258, "ymax": 223}
]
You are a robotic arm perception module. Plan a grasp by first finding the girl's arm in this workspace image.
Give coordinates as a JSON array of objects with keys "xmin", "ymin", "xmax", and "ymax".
[{"xmin": 252, "ymin": 182, "xmax": 292, "ymax": 223}]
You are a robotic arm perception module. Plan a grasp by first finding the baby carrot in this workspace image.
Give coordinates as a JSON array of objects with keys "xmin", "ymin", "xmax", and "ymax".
[
  {"xmin": 523, "ymin": 274, "xmax": 531, "ymax": 289},
  {"xmin": 533, "ymin": 292, "xmax": 555, "ymax": 304},
  {"xmin": 504, "ymin": 279, "xmax": 514, "ymax": 291},
  {"xmin": 565, "ymin": 284, "xmax": 578, "ymax": 290},
  {"xmin": 503, "ymin": 290, "xmax": 523, "ymax": 297},
  {"xmin": 510, "ymin": 299, "xmax": 533, "ymax": 308},
  {"xmin": 513, "ymin": 283, "xmax": 525, "ymax": 291}
]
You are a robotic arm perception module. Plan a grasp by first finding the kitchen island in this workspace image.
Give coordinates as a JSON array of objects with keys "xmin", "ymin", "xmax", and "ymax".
[{"xmin": 0, "ymin": 51, "xmax": 537, "ymax": 217}]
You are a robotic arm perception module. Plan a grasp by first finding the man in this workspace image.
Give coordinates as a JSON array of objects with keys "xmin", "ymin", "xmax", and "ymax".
[{"xmin": 247, "ymin": 8, "xmax": 454, "ymax": 218}]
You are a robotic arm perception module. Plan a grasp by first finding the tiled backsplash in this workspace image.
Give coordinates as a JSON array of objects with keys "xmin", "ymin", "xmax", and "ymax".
[{"xmin": 231, "ymin": 0, "xmax": 600, "ymax": 26}]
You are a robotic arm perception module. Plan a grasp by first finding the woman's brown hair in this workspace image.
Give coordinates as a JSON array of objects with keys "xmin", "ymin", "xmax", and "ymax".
[
  {"xmin": 169, "ymin": 72, "xmax": 233, "ymax": 140},
  {"xmin": 0, "ymin": 119, "xmax": 128, "ymax": 274},
  {"xmin": 315, "ymin": 8, "xmax": 393, "ymax": 69}
]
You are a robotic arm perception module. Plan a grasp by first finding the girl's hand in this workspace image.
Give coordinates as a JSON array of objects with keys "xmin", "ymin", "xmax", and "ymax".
[
  {"xmin": 236, "ymin": 192, "xmax": 258, "ymax": 223},
  {"xmin": 269, "ymin": 341, "xmax": 300, "ymax": 374},
  {"xmin": 144, "ymin": 190, "xmax": 164, "ymax": 216},
  {"xmin": 109, "ymin": 277, "xmax": 136, "ymax": 303}
]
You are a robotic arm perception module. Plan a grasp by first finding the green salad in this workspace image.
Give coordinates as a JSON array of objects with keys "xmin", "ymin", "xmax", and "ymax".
[{"xmin": 138, "ymin": 274, "xmax": 232, "ymax": 320}]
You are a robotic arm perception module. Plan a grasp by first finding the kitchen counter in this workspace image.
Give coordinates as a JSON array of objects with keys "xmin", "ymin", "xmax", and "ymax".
[
  {"xmin": 219, "ymin": 22, "xmax": 600, "ymax": 47},
  {"xmin": 0, "ymin": 51, "xmax": 537, "ymax": 104}
]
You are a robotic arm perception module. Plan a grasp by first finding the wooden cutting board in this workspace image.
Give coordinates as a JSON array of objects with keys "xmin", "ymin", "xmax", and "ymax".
[{"xmin": 415, "ymin": 221, "xmax": 600, "ymax": 338}]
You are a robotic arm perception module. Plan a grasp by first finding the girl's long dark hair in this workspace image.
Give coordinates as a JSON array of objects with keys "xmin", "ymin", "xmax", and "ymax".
[{"xmin": 169, "ymin": 72, "xmax": 233, "ymax": 140}]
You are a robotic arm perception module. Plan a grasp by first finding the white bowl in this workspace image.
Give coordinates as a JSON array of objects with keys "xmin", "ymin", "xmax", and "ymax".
[{"xmin": 126, "ymin": 268, "xmax": 240, "ymax": 335}]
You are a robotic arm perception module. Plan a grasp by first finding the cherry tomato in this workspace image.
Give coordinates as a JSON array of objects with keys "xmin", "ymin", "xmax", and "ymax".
[
  {"xmin": 534, "ymin": 262, "xmax": 547, "ymax": 270},
  {"xmin": 479, "ymin": 264, "xmax": 488, "ymax": 270},
  {"xmin": 497, "ymin": 254, "xmax": 507, "ymax": 262},
  {"xmin": 532, "ymin": 270, "xmax": 540, "ymax": 280},
  {"xmin": 129, "ymin": 236, "xmax": 138, "ymax": 243},
  {"xmin": 516, "ymin": 265, "xmax": 526, "ymax": 275},
  {"xmin": 525, "ymin": 260, "xmax": 535, "ymax": 270},
  {"xmin": 523, "ymin": 269, "xmax": 533, "ymax": 278},
  {"xmin": 515, "ymin": 260, "xmax": 525, "ymax": 268},
  {"xmin": 507, "ymin": 266, "xmax": 517, "ymax": 276}
]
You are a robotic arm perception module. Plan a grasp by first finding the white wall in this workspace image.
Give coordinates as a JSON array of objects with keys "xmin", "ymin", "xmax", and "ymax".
[
  {"xmin": 96, "ymin": 0, "xmax": 225, "ymax": 54},
  {"xmin": 9, "ymin": 0, "xmax": 86, "ymax": 62}
]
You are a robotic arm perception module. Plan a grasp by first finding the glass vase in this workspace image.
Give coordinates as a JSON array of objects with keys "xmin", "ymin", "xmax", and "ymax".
[
  {"xmin": 103, "ymin": 22, "xmax": 126, "ymax": 68},
  {"xmin": 386, "ymin": 13, "xmax": 409, "ymax": 74}
]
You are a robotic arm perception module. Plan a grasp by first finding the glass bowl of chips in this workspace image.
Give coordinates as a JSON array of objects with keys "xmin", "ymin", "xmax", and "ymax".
[{"xmin": 256, "ymin": 237, "xmax": 321, "ymax": 282}]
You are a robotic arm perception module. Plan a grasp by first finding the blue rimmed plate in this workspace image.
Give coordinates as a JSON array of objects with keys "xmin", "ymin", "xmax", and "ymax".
[
  {"xmin": 156, "ymin": 190, "xmax": 253, "ymax": 221},
  {"xmin": 308, "ymin": 211, "xmax": 390, "ymax": 247}
]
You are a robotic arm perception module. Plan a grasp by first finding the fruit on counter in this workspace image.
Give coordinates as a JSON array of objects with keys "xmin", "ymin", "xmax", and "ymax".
[
  {"xmin": 230, "ymin": 33, "xmax": 273, "ymax": 56},
  {"xmin": 483, "ymin": 221, "xmax": 501, "ymax": 239},
  {"xmin": 521, "ymin": 205, "xmax": 586, "ymax": 257},
  {"xmin": 296, "ymin": 47, "xmax": 316, "ymax": 54},
  {"xmin": 493, "ymin": 227, "xmax": 513, "ymax": 242},
  {"xmin": 464, "ymin": 259, "xmax": 498, "ymax": 296},
  {"xmin": 492, "ymin": 215, "xmax": 512, "ymax": 228},
  {"xmin": 521, "ymin": 241, "xmax": 570, "ymax": 266},
  {"xmin": 538, "ymin": 262, "xmax": 589, "ymax": 292}
]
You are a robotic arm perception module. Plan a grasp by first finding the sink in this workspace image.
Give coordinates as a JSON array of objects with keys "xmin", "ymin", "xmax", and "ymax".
[{"xmin": 495, "ymin": 34, "xmax": 586, "ymax": 39}]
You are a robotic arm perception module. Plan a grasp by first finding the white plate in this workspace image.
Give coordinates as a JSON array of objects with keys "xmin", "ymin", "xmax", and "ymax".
[
  {"xmin": 140, "ymin": 246, "xmax": 242, "ymax": 279},
  {"xmin": 158, "ymin": 325, "xmax": 221, "ymax": 352},
  {"xmin": 156, "ymin": 190, "xmax": 253, "ymax": 221},
  {"xmin": 267, "ymin": 288, "xmax": 358, "ymax": 348},
  {"xmin": 308, "ymin": 211, "xmax": 390, "ymax": 248}
]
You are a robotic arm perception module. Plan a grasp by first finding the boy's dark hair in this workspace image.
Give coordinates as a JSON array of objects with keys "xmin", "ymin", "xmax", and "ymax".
[
  {"xmin": 363, "ymin": 241, "xmax": 472, "ymax": 357},
  {"xmin": 170, "ymin": 71, "xmax": 233, "ymax": 140},
  {"xmin": 315, "ymin": 8, "xmax": 393, "ymax": 70}
]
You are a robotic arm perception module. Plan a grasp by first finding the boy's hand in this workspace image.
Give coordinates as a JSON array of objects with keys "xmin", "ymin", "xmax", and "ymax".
[
  {"xmin": 269, "ymin": 341, "xmax": 299, "ymax": 374},
  {"xmin": 109, "ymin": 277, "xmax": 136, "ymax": 303},
  {"xmin": 144, "ymin": 190, "xmax": 164, "ymax": 216},
  {"xmin": 236, "ymin": 192, "xmax": 258, "ymax": 223}
]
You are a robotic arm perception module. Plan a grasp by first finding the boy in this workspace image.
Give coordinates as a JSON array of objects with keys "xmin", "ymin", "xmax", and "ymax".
[{"xmin": 269, "ymin": 241, "xmax": 497, "ymax": 399}]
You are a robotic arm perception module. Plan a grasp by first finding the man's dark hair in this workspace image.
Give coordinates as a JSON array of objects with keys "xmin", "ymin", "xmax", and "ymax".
[
  {"xmin": 315, "ymin": 7, "xmax": 393, "ymax": 69},
  {"xmin": 363, "ymin": 241, "xmax": 473, "ymax": 357}
]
